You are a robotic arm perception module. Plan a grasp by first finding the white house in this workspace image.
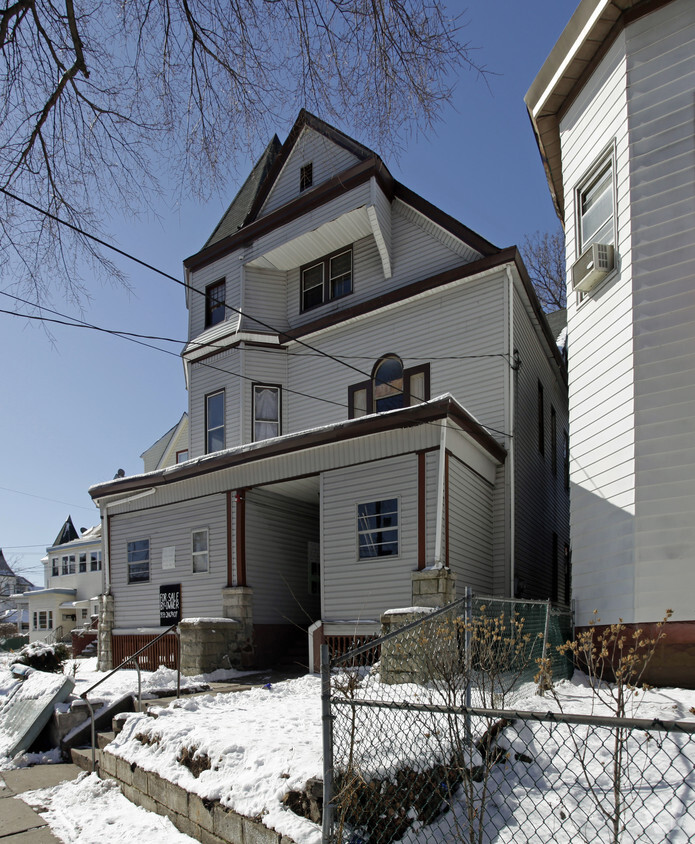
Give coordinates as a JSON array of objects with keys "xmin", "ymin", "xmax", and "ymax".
[
  {"xmin": 141, "ymin": 412, "xmax": 190, "ymax": 472},
  {"xmin": 89, "ymin": 112, "xmax": 569, "ymax": 672},
  {"xmin": 22, "ymin": 516, "xmax": 104, "ymax": 643},
  {"xmin": 525, "ymin": 0, "xmax": 695, "ymax": 685}
]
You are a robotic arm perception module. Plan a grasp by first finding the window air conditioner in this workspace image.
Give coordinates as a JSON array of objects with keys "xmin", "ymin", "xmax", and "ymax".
[{"xmin": 571, "ymin": 243, "xmax": 614, "ymax": 293}]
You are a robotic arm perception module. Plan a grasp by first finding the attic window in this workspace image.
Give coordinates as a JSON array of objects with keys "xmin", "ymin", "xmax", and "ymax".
[
  {"xmin": 300, "ymin": 162, "xmax": 313, "ymax": 192},
  {"xmin": 205, "ymin": 279, "xmax": 226, "ymax": 328}
]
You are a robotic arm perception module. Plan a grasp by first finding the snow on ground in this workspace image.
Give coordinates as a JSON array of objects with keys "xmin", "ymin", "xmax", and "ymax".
[{"xmin": 21, "ymin": 771, "xmax": 199, "ymax": 843}]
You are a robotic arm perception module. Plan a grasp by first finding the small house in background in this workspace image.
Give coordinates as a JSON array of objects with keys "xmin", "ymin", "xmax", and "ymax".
[
  {"xmin": 0, "ymin": 549, "xmax": 33, "ymax": 633},
  {"xmin": 20, "ymin": 516, "xmax": 104, "ymax": 649},
  {"xmin": 141, "ymin": 412, "xmax": 189, "ymax": 472},
  {"xmin": 90, "ymin": 111, "xmax": 569, "ymax": 674},
  {"xmin": 526, "ymin": 0, "xmax": 695, "ymax": 685}
]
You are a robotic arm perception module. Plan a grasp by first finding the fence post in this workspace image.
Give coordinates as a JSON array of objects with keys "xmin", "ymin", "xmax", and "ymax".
[
  {"xmin": 321, "ymin": 644, "xmax": 334, "ymax": 843},
  {"xmin": 465, "ymin": 586, "xmax": 472, "ymax": 746}
]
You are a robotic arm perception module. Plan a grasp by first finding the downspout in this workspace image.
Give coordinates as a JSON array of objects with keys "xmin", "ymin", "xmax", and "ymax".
[
  {"xmin": 98, "ymin": 488, "xmax": 157, "ymax": 594},
  {"xmin": 506, "ymin": 266, "xmax": 516, "ymax": 597},
  {"xmin": 433, "ymin": 418, "xmax": 448, "ymax": 569}
]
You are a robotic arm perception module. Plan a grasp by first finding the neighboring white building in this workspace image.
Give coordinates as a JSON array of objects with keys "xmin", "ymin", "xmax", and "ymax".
[
  {"xmin": 141, "ymin": 412, "xmax": 189, "ymax": 472},
  {"xmin": 22, "ymin": 517, "xmax": 104, "ymax": 643},
  {"xmin": 89, "ymin": 112, "xmax": 569, "ymax": 671},
  {"xmin": 0, "ymin": 548, "xmax": 32, "ymax": 632},
  {"xmin": 526, "ymin": 0, "xmax": 695, "ymax": 685}
]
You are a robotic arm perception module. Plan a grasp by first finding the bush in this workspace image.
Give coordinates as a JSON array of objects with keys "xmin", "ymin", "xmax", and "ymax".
[{"xmin": 12, "ymin": 641, "xmax": 70, "ymax": 673}]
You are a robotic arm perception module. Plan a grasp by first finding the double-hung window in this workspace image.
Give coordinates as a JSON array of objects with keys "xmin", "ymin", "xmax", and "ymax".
[
  {"xmin": 206, "ymin": 390, "xmax": 225, "ymax": 453},
  {"xmin": 578, "ymin": 157, "xmax": 614, "ymax": 253},
  {"xmin": 127, "ymin": 539, "xmax": 150, "ymax": 583},
  {"xmin": 51, "ymin": 558, "xmax": 59, "ymax": 577},
  {"xmin": 301, "ymin": 247, "xmax": 352, "ymax": 311},
  {"xmin": 253, "ymin": 384, "xmax": 281, "ymax": 441},
  {"xmin": 357, "ymin": 498, "xmax": 399, "ymax": 558},
  {"xmin": 204, "ymin": 280, "xmax": 226, "ymax": 328},
  {"xmin": 79, "ymin": 553, "xmax": 87, "ymax": 573},
  {"xmin": 192, "ymin": 529, "xmax": 209, "ymax": 573},
  {"xmin": 90, "ymin": 551, "xmax": 102, "ymax": 571}
]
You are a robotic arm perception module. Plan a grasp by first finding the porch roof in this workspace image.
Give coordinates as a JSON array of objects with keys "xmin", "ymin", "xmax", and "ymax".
[{"xmin": 89, "ymin": 395, "xmax": 506, "ymax": 501}]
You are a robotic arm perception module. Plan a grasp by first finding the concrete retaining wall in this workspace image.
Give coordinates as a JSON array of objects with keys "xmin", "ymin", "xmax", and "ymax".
[{"xmin": 99, "ymin": 747, "xmax": 296, "ymax": 844}]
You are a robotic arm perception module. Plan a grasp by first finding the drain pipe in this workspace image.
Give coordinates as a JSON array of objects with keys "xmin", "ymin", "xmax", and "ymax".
[
  {"xmin": 506, "ymin": 266, "xmax": 517, "ymax": 597},
  {"xmin": 433, "ymin": 418, "xmax": 448, "ymax": 569}
]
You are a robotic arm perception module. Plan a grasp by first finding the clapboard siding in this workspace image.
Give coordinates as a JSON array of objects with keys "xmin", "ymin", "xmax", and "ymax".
[
  {"xmin": 287, "ymin": 271, "xmax": 509, "ymax": 439},
  {"xmin": 322, "ymin": 454, "xmax": 418, "ymax": 620},
  {"xmin": 627, "ymin": 0, "xmax": 695, "ymax": 623},
  {"xmin": 239, "ymin": 347, "xmax": 288, "ymax": 443},
  {"xmin": 110, "ymin": 495, "xmax": 227, "ymax": 628},
  {"xmin": 189, "ymin": 349, "xmax": 241, "ymax": 458},
  {"xmin": 260, "ymin": 128, "xmax": 361, "ymax": 217},
  {"xmin": 425, "ymin": 450, "xmax": 440, "ymax": 564},
  {"xmin": 512, "ymin": 287, "xmax": 569, "ymax": 602},
  {"xmin": 242, "ymin": 266, "xmax": 288, "ymax": 333},
  {"xmin": 560, "ymin": 30, "xmax": 636, "ymax": 624},
  {"xmin": 244, "ymin": 488, "xmax": 320, "ymax": 625},
  {"xmin": 447, "ymin": 454, "xmax": 493, "ymax": 594},
  {"xmin": 188, "ymin": 251, "xmax": 243, "ymax": 341}
]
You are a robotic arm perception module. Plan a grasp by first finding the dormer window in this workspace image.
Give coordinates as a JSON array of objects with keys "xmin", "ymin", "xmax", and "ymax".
[
  {"xmin": 300, "ymin": 162, "xmax": 313, "ymax": 192},
  {"xmin": 301, "ymin": 247, "xmax": 352, "ymax": 311},
  {"xmin": 204, "ymin": 279, "xmax": 226, "ymax": 327},
  {"xmin": 348, "ymin": 358, "xmax": 430, "ymax": 418}
]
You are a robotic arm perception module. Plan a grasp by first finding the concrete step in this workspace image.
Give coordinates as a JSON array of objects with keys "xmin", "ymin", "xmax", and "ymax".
[
  {"xmin": 70, "ymin": 745, "xmax": 100, "ymax": 773},
  {"xmin": 98, "ymin": 731, "xmax": 115, "ymax": 749}
]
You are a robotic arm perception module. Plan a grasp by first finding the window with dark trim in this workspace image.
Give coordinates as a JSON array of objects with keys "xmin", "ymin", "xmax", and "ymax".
[
  {"xmin": 538, "ymin": 381, "xmax": 545, "ymax": 455},
  {"xmin": 564, "ymin": 543, "xmax": 571, "ymax": 605},
  {"xmin": 550, "ymin": 405, "xmax": 557, "ymax": 475},
  {"xmin": 563, "ymin": 430, "xmax": 570, "ymax": 491},
  {"xmin": 206, "ymin": 390, "xmax": 225, "ymax": 454},
  {"xmin": 300, "ymin": 162, "xmax": 313, "ymax": 192},
  {"xmin": 176, "ymin": 449, "xmax": 189, "ymax": 464},
  {"xmin": 79, "ymin": 553, "xmax": 87, "ymax": 573},
  {"xmin": 51, "ymin": 558, "xmax": 59, "ymax": 577},
  {"xmin": 301, "ymin": 247, "xmax": 352, "ymax": 311},
  {"xmin": 204, "ymin": 279, "xmax": 226, "ymax": 328},
  {"xmin": 90, "ymin": 551, "xmax": 102, "ymax": 571},
  {"xmin": 127, "ymin": 539, "xmax": 150, "ymax": 583},
  {"xmin": 253, "ymin": 384, "xmax": 281, "ymax": 441},
  {"xmin": 357, "ymin": 498, "xmax": 399, "ymax": 558},
  {"xmin": 348, "ymin": 360, "xmax": 430, "ymax": 418}
]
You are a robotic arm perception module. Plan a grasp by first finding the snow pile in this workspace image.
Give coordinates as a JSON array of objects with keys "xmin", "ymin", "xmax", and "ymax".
[
  {"xmin": 108, "ymin": 674, "xmax": 323, "ymax": 844},
  {"xmin": 21, "ymin": 772, "xmax": 198, "ymax": 843}
]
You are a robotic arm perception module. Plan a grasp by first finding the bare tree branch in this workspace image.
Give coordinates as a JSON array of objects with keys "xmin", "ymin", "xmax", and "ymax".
[{"xmin": 520, "ymin": 227, "xmax": 566, "ymax": 312}]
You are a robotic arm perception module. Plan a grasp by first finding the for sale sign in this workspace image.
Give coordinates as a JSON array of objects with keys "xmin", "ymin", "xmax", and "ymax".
[{"xmin": 159, "ymin": 583, "xmax": 181, "ymax": 625}]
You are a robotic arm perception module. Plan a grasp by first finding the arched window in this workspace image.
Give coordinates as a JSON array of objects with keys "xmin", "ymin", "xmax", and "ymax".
[
  {"xmin": 347, "ymin": 357, "xmax": 430, "ymax": 418},
  {"xmin": 373, "ymin": 355, "xmax": 404, "ymax": 412}
]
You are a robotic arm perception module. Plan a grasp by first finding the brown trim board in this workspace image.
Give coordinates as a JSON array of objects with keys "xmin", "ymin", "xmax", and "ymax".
[
  {"xmin": 235, "ymin": 488, "xmax": 247, "ymax": 586},
  {"xmin": 226, "ymin": 491, "xmax": 233, "ymax": 586},
  {"xmin": 418, "ymin": 451, "xmax": 426, "ymax": 570},
  {"xmin": 90, "ymin": 397, "xmax": 506, "ymax": 500}
]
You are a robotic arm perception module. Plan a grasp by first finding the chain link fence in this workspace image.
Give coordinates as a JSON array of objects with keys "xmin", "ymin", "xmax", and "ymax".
[{"xmin": 321, "ymin": 594, "xmax": 695, "ymax": 843}]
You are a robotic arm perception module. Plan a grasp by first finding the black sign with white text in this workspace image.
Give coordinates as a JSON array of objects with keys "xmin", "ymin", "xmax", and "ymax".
[{"xmin": 159, "ymin": 583, "xmax": 181, "ymax": 625}]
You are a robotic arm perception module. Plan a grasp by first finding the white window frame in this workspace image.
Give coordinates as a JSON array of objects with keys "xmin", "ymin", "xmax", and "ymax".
[
  {"xmin": 90, "ymin": 550, "xmax": 102, "ymax": 571},
  {"xmin": 253, "ymin": 384, "xmax": 281, "ymax": 442},
  {"xmin": 51, "ymin": 557, "xmax": 59, "ymax": 577},
  {"xmin": 192, "ymin": 528, "xmax": 209, "ymax": 574},
  {"xmin": 575, "ymin": 143, "xmax": 617, "ymax": 301},
  {"xmin": 79, "ymin": 553, "xmax": 87, "ymax": 573},
  {"xmin": 127, "ymin": 538, "xmax": 150, "ymax": 584},
  {"xmin": 356, "ymin": 497, "xmax": 400, "ymax": 560}
]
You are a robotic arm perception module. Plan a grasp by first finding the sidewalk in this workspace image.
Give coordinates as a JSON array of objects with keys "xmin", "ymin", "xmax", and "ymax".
[{"xmin": 0, "ymin": 764, "xmax": 81, "ymax": 842}]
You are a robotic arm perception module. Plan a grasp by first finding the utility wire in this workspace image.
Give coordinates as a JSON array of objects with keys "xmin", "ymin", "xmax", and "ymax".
[
  {"xmin": 0, "ymin": 485, "xmax": 95, "ymax": 511},
  {"xmin": 2, "ymin": 189, "xmax": 513, "ymax": 439}
]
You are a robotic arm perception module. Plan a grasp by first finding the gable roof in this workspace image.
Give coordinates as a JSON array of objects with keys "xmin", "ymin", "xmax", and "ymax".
[
  {"xmin": 140, "ymin": 413, "xmax": 189, "ymax": 469},
  {"xmin": 0, "ymin": 549, "xmax": 15, "ymax": 578},
  {"xmin": 204, "ymin": 136, "xmax": 283, "ymax": 248},
  {"xmin": 53, "ymin": 516, "xmax": 79, "ymax": 546},
  {"xmin": 185, "ymin": 111, "xmax": 499, "ymax": 272}
]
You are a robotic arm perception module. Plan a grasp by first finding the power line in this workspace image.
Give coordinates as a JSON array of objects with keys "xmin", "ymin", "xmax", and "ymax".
[
  {"xmin": 0, "ymin": 485, "xmax": 95, "ymax": 511},
  {"xmin": 2, "ymin": 189, "xmax": 513, "ymax": 440}
]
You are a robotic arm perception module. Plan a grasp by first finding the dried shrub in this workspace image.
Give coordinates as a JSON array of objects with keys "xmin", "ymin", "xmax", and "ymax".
[
  {"xmin": 12, "ymin": 641, "xmax": 69, "ymax": 673},
  {"xmin": 177, "ymin": 745, "xmax": 212, "ymax": 778}
]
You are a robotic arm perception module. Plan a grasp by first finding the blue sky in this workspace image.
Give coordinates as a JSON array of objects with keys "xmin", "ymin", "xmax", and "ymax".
[{"xmin": 0, "ymin": 0, "xmax": 576, "ymax": 583}]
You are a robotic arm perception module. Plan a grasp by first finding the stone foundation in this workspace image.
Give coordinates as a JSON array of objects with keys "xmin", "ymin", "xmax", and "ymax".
[
  {"xmin": 221, "ymin": 586, "xmax": 255, "ymax": 667},
  {"xmin": 179, "ymin": 618, "xmax": 242, "ymax": 675},
  {"xmin": 411, "ymin": 567, "xmax": 456, "ymax": 608},
  {"xmin": 96, "ymin": 594, "xmax": 114, "ymax": 672},
  {"xmin": 379, "ymin": 608, "xmax": 435, "ymax": 685}
]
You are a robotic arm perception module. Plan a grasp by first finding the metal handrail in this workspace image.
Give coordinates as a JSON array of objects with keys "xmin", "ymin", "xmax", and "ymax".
[{"xmin": 80, "ymin": 623, "xmax": 181, "ymax": 772}]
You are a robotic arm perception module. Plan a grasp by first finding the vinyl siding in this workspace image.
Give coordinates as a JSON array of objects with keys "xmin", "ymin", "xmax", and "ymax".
[
  {"xmin": 240, "ymin": 346, "xmax": 288, "ymax": 444},
  {"xmin": 260, "ymin": 128, "xmax": 361, "ymax": 217},
  {"xmin": 447, "ymin": 453, "xmax": 494, "ymax": 594},
  {"xmin": 110, "ymin": 495, "xmax": 227, "ymax": 628},
  {"xmin": 560, "ymin": 30, "xmax": 636, "ymax": 625},
  {"xmin": 244, "ymin": 488, "xmax": 320, "ymax": 625},
  {"xmin": 189, "ymin": 349, "xmax": 241, "ymax": 458},
  {"xmin": 242, "ymin": 266, "xmax": 289, "ymax": 333},
  {"xmin": 512, "ymin": 286, "xmax": 569, "ymax": 602},
  {"xmin": 287, "ymin": 271, "xmax": 509, "ymax": 440},
  {"xmin": 626, "ymin": 0, "xmax": 695, "ymax": 623},
  {"xmin": 322, "ymin": 454, "xmax": 418, "ymax": 620}
]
